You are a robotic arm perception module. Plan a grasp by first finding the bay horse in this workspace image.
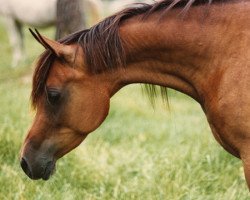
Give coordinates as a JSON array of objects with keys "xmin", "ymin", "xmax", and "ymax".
[
  {"xmin": 0, "ymin": 0, "xmax": 102, "ymax": 66},
  {"xmin": 20, "ymin": 0, "xmax": 250, "ymax": 190}
]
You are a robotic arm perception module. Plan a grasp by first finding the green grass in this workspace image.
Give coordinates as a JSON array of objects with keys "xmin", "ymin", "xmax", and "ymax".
[{"xmin": 0, "ymin": 19, "xmax": 249, "ymax": 199}]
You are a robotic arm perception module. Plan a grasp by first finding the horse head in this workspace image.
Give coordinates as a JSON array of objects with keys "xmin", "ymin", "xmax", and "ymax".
[{"xmin": 20, "ymin": 30, "xmax": 111, "ymax": 180}]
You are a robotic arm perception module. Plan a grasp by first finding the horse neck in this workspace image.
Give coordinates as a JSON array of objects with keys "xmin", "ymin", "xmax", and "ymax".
[{"xmin": 104, "ymin": 1, "xmax": 250, "ymax": 105}]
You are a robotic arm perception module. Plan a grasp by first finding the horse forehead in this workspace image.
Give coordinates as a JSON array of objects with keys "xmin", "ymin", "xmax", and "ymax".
[
  {"xmin": 47, "ymin": 61, "xmax": 74, "ymax": 86},
  {"xmin": 46, "ymin": 61, "xmax": 82, "ymax": 87}
]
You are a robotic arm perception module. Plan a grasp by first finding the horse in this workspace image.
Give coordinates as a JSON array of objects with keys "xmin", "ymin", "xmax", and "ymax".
[
  {"xmin": 0, "ymin": 0, "xmax": 102, "ymax": 67},
  {"xmin": 108, "ymin": 0, "xmax": 156, "ymax": 13},
  {"xmin": 56, "ymin": 0, "xmax": 87, "ymax": 40},
  {"xmin": 20, "ymin": 0, "xmax": 250, "ymax": 190}
]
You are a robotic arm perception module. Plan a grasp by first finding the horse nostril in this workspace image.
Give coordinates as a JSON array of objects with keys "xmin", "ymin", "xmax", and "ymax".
[{"xmin": 20, "ymin": 157, "xmax": 31, "ymax": 177}]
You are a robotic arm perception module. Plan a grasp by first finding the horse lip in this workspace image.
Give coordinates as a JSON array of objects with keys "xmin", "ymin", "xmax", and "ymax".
[
  {"xmin": 25, "ymin": 170, "xmax": 40, "ymax": 180},
  {"xmin": 42, "ymin": 161, "xmax": 55, "ymax": 180},
  {"xmin": 25, "ymin": 168, "xmax": 34, "ymax": 179}
]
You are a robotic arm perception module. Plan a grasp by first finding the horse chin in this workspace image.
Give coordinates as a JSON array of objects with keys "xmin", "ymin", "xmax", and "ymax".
[{"xmin": 42, "ymin": 161, "xmax": 56, "ymax": 181}]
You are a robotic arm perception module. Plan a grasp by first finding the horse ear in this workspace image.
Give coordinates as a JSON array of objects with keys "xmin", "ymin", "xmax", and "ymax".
[{"xmin": 29, "ymin": 29, "xmax": 76, "ymax": 63}]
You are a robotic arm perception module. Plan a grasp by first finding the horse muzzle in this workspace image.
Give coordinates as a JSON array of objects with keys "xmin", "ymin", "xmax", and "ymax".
[
  {"xmin": 20, "ymin": 141, "xmax": 56, "ymax": 180},
  {"xmin": 20, "ymin": 156, "xmax": 56, "ymax": 180}
]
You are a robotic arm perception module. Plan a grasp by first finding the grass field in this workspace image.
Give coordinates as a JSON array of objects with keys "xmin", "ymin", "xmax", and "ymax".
[{"xmin": 0, "ymin": 19, "xmax": 249, "ymax": 199}]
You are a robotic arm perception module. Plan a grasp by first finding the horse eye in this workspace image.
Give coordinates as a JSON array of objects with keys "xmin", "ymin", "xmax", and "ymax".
[{"xmin": 47, "ymin": 89, "xmax": 61, "ymax": 105}]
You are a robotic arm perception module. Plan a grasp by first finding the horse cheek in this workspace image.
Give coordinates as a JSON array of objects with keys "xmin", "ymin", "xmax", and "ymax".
[
  {"xmin": 63, "ymin": 89, "xmax": 110, "ymax": 134},
  {"xmin": 79, "ymin": 94, "xmax": 110, "ymax": 133}
]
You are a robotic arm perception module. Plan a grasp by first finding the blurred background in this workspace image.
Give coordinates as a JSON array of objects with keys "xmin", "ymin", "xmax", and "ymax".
[{"xmin": 0, "ymin": 0, "xmax": 248, "ymax": 199}]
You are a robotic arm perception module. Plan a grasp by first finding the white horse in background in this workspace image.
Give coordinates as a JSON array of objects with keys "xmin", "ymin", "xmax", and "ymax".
[
  {"xmin": 0, "ymin": 0, "xmax": 103, "ymax": 67},
  {"xmin": 107, "ymin": 0, "xmax": 157, "ymax": 14}
]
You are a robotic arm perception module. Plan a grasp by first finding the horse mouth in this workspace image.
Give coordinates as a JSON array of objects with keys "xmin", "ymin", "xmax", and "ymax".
[{"xmin": 42, "ymin": 161, "xmax": 56, "ymax": 180}]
